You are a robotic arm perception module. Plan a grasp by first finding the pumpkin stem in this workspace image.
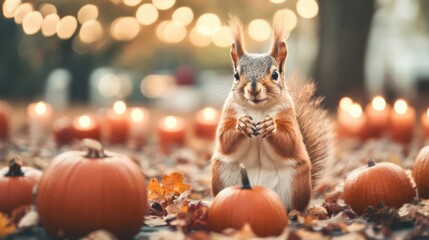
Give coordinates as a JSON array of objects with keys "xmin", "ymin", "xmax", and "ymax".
[
  {"xmin": 239, "ymin": 164, "xmax": 252, "ymax": 189},
  {"xmin": 81, "ymin": 138, "xmax": 106, "ymax": 158},
  {"xmin": 368, "ymin": 159, "xmax": 376, "ymax": 167},
  {"xmin": 5, "ymin": 157, "xmax": 24, "ymax": 177}
]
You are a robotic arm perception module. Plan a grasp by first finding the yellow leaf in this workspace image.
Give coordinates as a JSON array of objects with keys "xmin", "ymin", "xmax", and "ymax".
[
  {"xmin": 148, "ymin": 172, "xmax": 190, "ymax": 201},
  {"xmin": 0, "ymin": 212, "xmax": 16, "ymax": 237}
]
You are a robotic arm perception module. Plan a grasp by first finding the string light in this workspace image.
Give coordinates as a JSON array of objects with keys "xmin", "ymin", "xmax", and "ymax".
[
  {"xmin": 56, "ymin": 15, "xmax": 78, "ymax": 40},
  {"xmin": 79, "ymin": 20, "xmax": 103, "ymax": 43},
  {"xmin": 39, "ymin": 3, "xmax": 56, "ymax": 17},
  {"xmin": 77, "ymin": 4, "xmax": 98, "ymax": 24},
  {"xmin": 212, "ymin": 26, "xmax": 231, "ymax": 47},
  {"xmin": 136, "ymin": 3, "xmax": 158, "ymax": 25},
  {"xmin": 296, "ymin": 0, "xmax": 319, "ymax": 19},
  {"xmin": 110, "ymin": 17, "xmax": 140, "ymax": 41},
  {"xmin": 274, "ymin": 9, "xmax": 298, "ymax": 31},
  {"xmin": 248, "ymin": 19, "xmax": 271, "ymax": 41},
  {"xmin": 3, "ymin": 0, "xmax": 21, "ymax": 18},
  {"xmin": 196, "ymin": 13, "xmax": 221, "ymax": 36},
  {"xmin": 152, "ymin": 0, "xmax": 175, "ymax": 10},
  {"xmin": 172, "ymin": 7, "xmax": 193, "ymax": 26},
  {"xmin": 189, "ymin": 26, "xmax": 211, "ymax": 47},
  {"xmin": 123, "ymin": 0, "xmax": 141, "ymax": 7},
  {"xmin": 22, "ymin": 11, "xmax": 43, "ymax": 35},
  {"xmin": 14, "ymin": 3, "xmax": 33, "ymax": 24},
  {"xmin": 163, "ymin": 21, "xmax": 187, "ymax": 43},
  {"xmin": 41, "ymin": 14, "xmax": 59, "ymax": 37}
]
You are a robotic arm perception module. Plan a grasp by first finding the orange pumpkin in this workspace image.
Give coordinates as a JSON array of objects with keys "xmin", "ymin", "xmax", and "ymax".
[
  {"xmin": 208, "ymin": 164, "xmax": 288, "ymax": 237},
  {"xmin": 412, "ymin": 146, "xmax": 429, "ymax": 199},
  {"xmin": 37, "ymin": 139, "xmax": 147, "ymax": 239},
  {"xmin": 343, "ymin": 160, "xmax": 415, "ymax": 215},
  {"xmin": 0, "ymin": 157, "xmax": 42, "ymax": 215}
]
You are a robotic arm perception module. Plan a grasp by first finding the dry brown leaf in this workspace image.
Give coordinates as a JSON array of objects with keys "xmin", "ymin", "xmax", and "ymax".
[
  {"xmin": 148, "ymin": 172, "xmax": 191, "ymax": 201},
  {"xmin": 0, "ymin": 212, "xmax": 16, "ymax": 237}
]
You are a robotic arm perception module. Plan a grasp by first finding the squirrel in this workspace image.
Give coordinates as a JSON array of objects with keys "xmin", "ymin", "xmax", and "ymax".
[{"xmin": 211, "ymin": 15, "xmax": 333, "ymax": 212}]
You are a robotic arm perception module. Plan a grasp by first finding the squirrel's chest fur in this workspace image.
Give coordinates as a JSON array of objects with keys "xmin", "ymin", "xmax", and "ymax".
[{"xmin": 214, "ymin": 105, "xmax": 297, "ymax": 207}]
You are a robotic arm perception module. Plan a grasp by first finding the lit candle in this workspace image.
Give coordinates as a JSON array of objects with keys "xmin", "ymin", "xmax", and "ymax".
[
  {"xmin": 343, "ymin": 103, "xmax": 367, "ymax": 139},
  {"xmin": 129, "ymin": 107, "xmax": 150, "ymax": 141},
  {"xmin": 337, "ymin": 97, "xmax": 360, "ymax": 138},
  {"xmin": 194, "ymin": 107, "xmax": 220, "ymax": 139},
  {"xmin": 0, "ymin": 101, "xmax": 10, "ymax": 140},
  {"xmin": 27, "ymin": 101, "xmax": 53, "ymax": 144},
  {"xmin": 72, "ymin": 115, "xmax": 101, "ymax": 141},
  {"xmin": 365, "ymin": 96, "xmax": 390, "ymax": 137},
  {"xmin": 389, "ymin": 99, "xmax": 416, "ymax": 143},
  {"xmin": 421, "ymin": 108, "xmax": 429, "ymax": 138},
  {"xmin": 158, "ymin": 115, "xmax": 186, "ymax": 152},
  {"xmin": 106, "ymin": 101, "xmax": 130, "ymax": 144},
  {"xmin": 53, "ymin": 117, "xmax": 74, "ymax": 146}
]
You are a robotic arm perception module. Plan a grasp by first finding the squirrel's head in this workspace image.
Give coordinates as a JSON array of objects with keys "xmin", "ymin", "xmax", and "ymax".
[{"xmin": 228, "ymin": 15, "xmax": 289, "ymax": 108}]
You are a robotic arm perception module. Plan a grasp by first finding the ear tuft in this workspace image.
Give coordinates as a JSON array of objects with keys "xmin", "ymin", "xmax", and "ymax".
[
  {"xmin": 229, "ymin": 15, "xmax": 245, "ymax": 69},
  {"xmin": 270, "ymin": 12, "xmax": 290, "ymax": 73}
]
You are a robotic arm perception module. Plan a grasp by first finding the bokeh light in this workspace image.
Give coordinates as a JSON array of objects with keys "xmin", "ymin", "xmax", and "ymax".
[
  {"xmin": 136, "ymin": 4, "xmax": 158, "ymax": 25},
  {"xmin": 372, "ymin": 96, "xmax": 386, "ymax": 111},
  {"xmin": 248, "ymin": 19, "xmax": 271, "ymax": 42},
  {"xmin": 152, "ymin": 0, "xmax": 175, "ymax": 10},
  {"xmin": 140, "ymin": 75, "xmax": 176, "ymax": 98},
  {"xmin": 339, "ymin": 97, "xmax": 353, "ymax": 111},
  {"xmin": 39, "ymin": 3, "xmax": 56, "ymax": 17},
  {"xmin": 124, "ymin": 0, "xmax": 141, "ymax": 7},
  {"xmin": 110, "ymin": 17, "xmax": 140, "ymax": 41},
  {"xmin": 79, "ymin": 20, "xmax": 103, "ymax": 43},
  {"xmin": 156, "ymin": 20, "xmax": 170, "ymax": 41},
  {"xmin": 394, "ymin": 99, "xmax": 408, "ymax": 115},
  {"xmin": 196, "ymin": 13, "xmax": 221, "ymax": 36},
  {"xmin": 296, "ymin": 0, "xmax": 319, "ymax": 19},
  {"xmin": 22, "ymin": 11, "xmax": 43, "ymax": 35},
  {"xmin": 56, "ymin": 15, "xmax": 78, "ymax": 40},
  {"xmin": 41, "ymin": 14, "xmax": 60, "ymax": 37},
  {"xmin": 270, "ymin": 0, "xmax": 287, "ymax": 3},
  {"xmin": 212, "ymin": 26, "xmax": 231, "ymax": 47},
  {"xmin": 163, "ymin": 21, "xmax": 187, "ymax": 43},
  {"xmin": 3, "ymin": 0, "xmax": 21, "ymax": 18},
  {"xmin": 14, "ymin": 3, "xmax": 33, "ymax": 24},
  {"xmin": 274, "ymin": 9, "xmax": 298, "ymax": 31},
  {"xmin": 349, "ymin": 103, "xmax": 363, "ymax": 118},
  {"xmin": 172, "ymin": 7, "xmax": 193, "ymax": 26},
  {"xmin": 189, "ymin": 27, "xmax": 211, "ymax": 47},
  {"xmin": 77, "ymin": 4, "xmax": 98, "ymax": 24}
]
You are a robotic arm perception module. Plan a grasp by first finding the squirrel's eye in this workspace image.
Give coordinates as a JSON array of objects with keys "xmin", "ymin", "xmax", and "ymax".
[
  {"xmin": 234, "ymin": 71, "xmax": 240, "ymax": 81},
  {"xmin": 271, "ymin": 70, "xmax": 279, "ymax": 80}
]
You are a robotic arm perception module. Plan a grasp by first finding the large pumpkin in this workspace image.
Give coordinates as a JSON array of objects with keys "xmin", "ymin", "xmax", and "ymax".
[
  {"xmin": 208, "ymin": 164, "xmax": 288, "ymax": 237},
  {"xmin": 343, "ymin": 160, "xmax": 415, "ymax": 215},
  {"xmin": 0, "ymin": 157, "xmax": 42, "ymax": 215},
  {"xmin": 412, "ymin": 146, "xmax": 429, "ymax": 199},
  {"xmin": 37, "ymin": 139, "xmax": 147, "ymax": 239}
]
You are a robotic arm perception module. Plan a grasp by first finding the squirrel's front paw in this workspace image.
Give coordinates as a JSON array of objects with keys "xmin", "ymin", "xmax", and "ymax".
[
  {"xmin": 256, "ymin": 115, "xmax": 275, "ymax": 138},
  {"xmin": 237, "ymin": 115, "xmax": 256, "ymax": 138}
]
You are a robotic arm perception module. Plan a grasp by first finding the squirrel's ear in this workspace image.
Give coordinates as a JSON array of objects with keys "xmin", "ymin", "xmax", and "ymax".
[
  {"xmin": 229, "ymin": 15, "xmax": 245, "ymax": 69},
  {"xmin": 230, "ymin": 43, "xmax": 244, "ymax": 69},
  {"xmin": 271, "ymin": 41, "xmax": 287, "ymax": 73}
]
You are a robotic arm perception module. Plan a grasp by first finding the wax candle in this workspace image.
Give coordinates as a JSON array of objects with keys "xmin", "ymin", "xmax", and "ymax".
[
  {"xmin": 389, "ymin": 99, "xmax": 416, "ymax": 143},
  {"xmin": 27, "ymin": 101, "xmax": 53, "ymax": 144},
  {"xmin": 106, "ymin": 101, "xmax": 129, "ymax": 144},
  {"xmin": 421, "ymin": 108, "xmax": 429, "ymax": 138},
  {"xmin": 337, "ymin": 97, "xmax": 355, "ymax": 137},
  {"xmin": 342, "ymin": 103, "xmax": 367, "ymax": 139},
  {"xmin": 53, "ymin": 117, "xmax": 74, "ymax": 146},
  {"xmin": 0, "ymin": 101, "xmax": 10, "ymax": 140},
  {"xmin": 72, "ymin": 115, "xmax": 101, "ymax": 141},
  {"xmin": 158, "ymin": 115, "xmax": 186, "ymax": 152},
  {"xmin": 365, "ymin": 96, "xmax": 390, "ymax": 137},
  {"xmin": 129, "ymin": 107, "xmax": 150, "ymax": 141},
  {"xmin": 194, "ymin": 107, "xmax": 220, "ymax": 139}
]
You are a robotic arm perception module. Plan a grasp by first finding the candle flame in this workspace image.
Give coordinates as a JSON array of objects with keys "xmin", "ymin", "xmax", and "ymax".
[
  {"xmin": 113, "ymin": 101, "xmax": 126, "ymax": 115},
  {"xmin": 35, "ymin": 101, "xmax": 47, "ymax": 115},
  {"xmin": 339, "ymin": 97, "xmax": 353, "ymax": 111},
  {"xmin": 394, "ymin": 99, "xmax": 408, "ymax": 115},
  {"xmin": 78, "ymin": 115, "xmax": 92, "ymax": 129},
  {"xmin": 427, "ymin": 108, "xmax": 429, "ymax": 118},
  {"xmin": 202, "ymin": 107, "xmax": 217, "ymax": 121},
  {"xmin": 164, "ymin": 116, "xmax": 178, "ymax": 129},
  {"xmin": 348, "ymin": 103, "xmax": 362, "ymax": 118},
  {"xmin": 131, "ymin": 108, "xmax": 144, "ymax": 122},
  {"xmin": 372, "ymin": 96, "xmax": 386, "ymax": 111}
]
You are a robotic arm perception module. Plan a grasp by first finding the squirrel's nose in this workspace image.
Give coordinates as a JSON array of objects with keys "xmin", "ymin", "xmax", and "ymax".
[{"xmin": 247, "ymin": 88, "xmax": 261, "ymax": 96}]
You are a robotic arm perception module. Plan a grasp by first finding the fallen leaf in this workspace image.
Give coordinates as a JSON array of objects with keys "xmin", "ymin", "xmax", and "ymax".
[
  {"xmin": 172, "ymin": 202, "xmax": 209, "ymax": 234},
  {"xmin": 148, "ymin": 172, "xmax": 191, "ymax": 201},
  {"xmin": 0, "ymin": 212, "xmax": 16, "ymax": 237},
  {"xmin": 17, "ymin": 209, "xmax": 38, "ymax": 229}
]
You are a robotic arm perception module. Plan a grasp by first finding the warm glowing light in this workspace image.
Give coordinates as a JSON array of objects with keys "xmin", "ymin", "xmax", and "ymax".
[
  {"xmin": 3, "ymin": 0, "xmax": 21, "ymax": 18},
  {"xmin": 140, "ymin": 74, "xmax": 176, "ymax": 98},
  {"xmin": 113, "ymin": 101, "xmax": 127, "ymax": 115},
  {"xmin": 196, "ymin": 13, "xmax": 221, "ymax": 36},
  {"xmin": 248, "ymin": 19, "xmax": 271, "ymax": 42},
  {"xmin": 212, "ymin": 26, "xmax": 231, "ymax": 47},
  {"xmin": 39, "ymin": 3, "xmax": 56, "ymax": 17},
  {"xmin": 372, "ymin": 96, "xmax": 386, "ymax": 111},
  {"xmin": 131, "ymin": 108, "xmax": 144, "ymax": 122},
  {"xmin": 41, "ymin": 14, "xmax": 59, "ymax": 37},
  {"xmin": 110, "ymin": 17, "xmax": 140, "ymax": 41},
  {"xmin": 202, "ymin": 108, "xmax": 217, "ymax": 121},
  {"xmin": 22, "ymin": 11, "xmax": 43, "ymax": 35},
  {"xmin": 427, "ymin": 108, "xmax": 429, "ymax": 118},
  {"xmin": 163, "ymin": 21, "xmax": 187, "ymax": 43},
  {"xmin": 79, "ymin": 20, "xmax": 103, "ymax": 43},
  {"xmin": 77, "ymin": 4, "xmax": 98, "ymax": 24},
  {"xmin": 78, "ymin": 115, "xmax": 92, "ymax": 129},
  {"xmin": 270, "ymin": 0, "xmax": 287, "ymax": 3},
  {"xmin": 35, "ymin": 101, "xmax": 47, "ymax": 115},
  {"xmin": 296, "ymin": 0, "xmax": 319, "ymax": 19},
  {"xmin": 274, "ymin": 9, "xmax": 298, "ymax": 31},
  {"xmin": 124, "ymin": 0, "xmax": 141, "ymax": 7},
  {"xmin": 156, "ymin": 20, "xmax": 170, "ymax": 41},
  {"xmin": 189, "ymin": 27, "xmax": 211, "ymax": 47},
  {"xmin": 349, "ymin": 103, "xmax": 362, "ymax": 118},
  {"xmin": 136, "ymin": 3, "xmax": 158, "ymax": 25},
  {"xmin": 339, "ymin": 97, "xmax": 353, "ymax": 111},
  {"xmin": 14, "ymin": 3, "xmax": 32, "ymax": 24},
  {"xmin": 152, "ymin": 0, "xmax": 175, "ymax": 10},
  {"xmin": 56, "ymin": 16, "xmax": 78, "ymax": 40},
  {"xmin": 164, "ymin": 116, "xmax": 178, "ymax": 129},
  {"xmin": 172, "ymin": 7, "xmax": 193, "ymax": 26},
  {"xmin": 394, "ymin": 99, "xmax": 408, "ymax": 115}
]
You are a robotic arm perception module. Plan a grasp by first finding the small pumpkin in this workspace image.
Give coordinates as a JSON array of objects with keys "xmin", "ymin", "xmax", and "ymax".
[
  {"xmin": 208, "ymin": 164, "xmax": 288, "ymax": 237},
  {"xmin": 412, "ymin": 146, "xmax": 429, "ymax": 199},
  {"xmin": 37, "ymin": 139, "xmax": 147, "ymax": 239},
  {"xmin": 343, "ymin": 160, "xmax": 415, "ymax": 215},
  {"xmin": 0, "ymin": 157, "xmax": 42, "ymax": 215}
]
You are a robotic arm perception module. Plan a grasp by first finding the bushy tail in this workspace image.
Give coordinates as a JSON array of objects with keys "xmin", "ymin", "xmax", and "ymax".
[{"xmin": 288, "ymin": 74, "xmax": 334, "ymax": 187}]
